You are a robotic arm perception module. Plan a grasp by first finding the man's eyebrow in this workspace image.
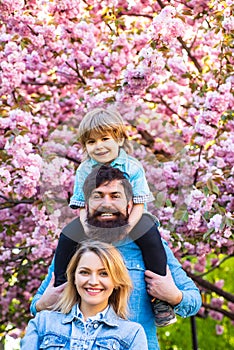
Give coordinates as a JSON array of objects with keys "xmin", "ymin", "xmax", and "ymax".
[
  {"xmin": 91, "ymin": 190, "xmax": 122, "ymax": 195},
  {"xmin": 91, "ymin": 190, "xmax": 103, "ymax": 195}
]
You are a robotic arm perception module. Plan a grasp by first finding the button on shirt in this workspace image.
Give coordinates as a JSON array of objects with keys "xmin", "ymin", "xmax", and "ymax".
[{"xmin": 70, "ymin": 305, "xmax": 109, "ymax": 349}]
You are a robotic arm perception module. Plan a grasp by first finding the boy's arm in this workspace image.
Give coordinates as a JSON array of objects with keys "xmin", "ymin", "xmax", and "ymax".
[
  {"xmin": 69, "ymin": 161, "xmax": 91, "ymax": 209},
  {"xmin": 129, "ymin": 159, "xmax": 154, "ymax": 204},
  {"xmin": 127, "ymin": 203, "xmax": 144, "ymax": 233}
]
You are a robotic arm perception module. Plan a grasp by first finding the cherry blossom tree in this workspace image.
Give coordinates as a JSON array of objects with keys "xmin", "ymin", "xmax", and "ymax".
[{"xmin": 0, "ymin": 0, "xmax": 233, "ymax": 341}]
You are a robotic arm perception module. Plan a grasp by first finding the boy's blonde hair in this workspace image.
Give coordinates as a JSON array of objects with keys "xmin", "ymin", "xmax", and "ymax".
[
  {"xmin": 53, "ymin": 240, "xmax": 133, "ymax": 319},
  {"xmin": 78, "ymin": 108, "xmax": 133, "ymax": 154}
]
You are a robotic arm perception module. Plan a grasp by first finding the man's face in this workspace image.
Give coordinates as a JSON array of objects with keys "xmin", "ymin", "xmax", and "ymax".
[
  {"xmin": 87, "ymin": 180, "xmax": 132, "ymax": 224},
  {"xmin": 85, "ymin": 180, "xmax": 133, "ymax": 242}
]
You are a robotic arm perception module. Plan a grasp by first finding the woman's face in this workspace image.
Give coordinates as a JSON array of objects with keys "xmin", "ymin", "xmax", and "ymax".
[{"xmin": 75, "ymin": 251, "xmax": 115, "ymax": 317}]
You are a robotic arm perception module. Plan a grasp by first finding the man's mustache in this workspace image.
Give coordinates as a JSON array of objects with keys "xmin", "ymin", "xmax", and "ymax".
[
  {"xmin": 86, "ymin": 207, "xmax": 130, "ymax": 242},
  {"xmin": 91, "ymin": 207, "xmax": 121, "ymax": 219}
]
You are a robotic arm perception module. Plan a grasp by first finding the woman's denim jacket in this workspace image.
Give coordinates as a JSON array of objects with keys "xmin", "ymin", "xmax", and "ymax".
[
  {"xmin": 30, "ymin": 237, "xmax": 202, "ymax": 350},
  {"xmin": 21, "ymin": 305, "xmax": 148, "ymax": 350}
]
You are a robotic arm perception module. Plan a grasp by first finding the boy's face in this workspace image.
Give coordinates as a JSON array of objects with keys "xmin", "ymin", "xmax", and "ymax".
[{"xmin": 85, "ymin": 131, "xmax": 124, "ymax": 164}]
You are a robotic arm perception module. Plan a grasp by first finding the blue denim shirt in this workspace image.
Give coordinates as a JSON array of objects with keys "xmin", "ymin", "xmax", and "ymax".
[
  {"xmin": 21, "ymin": 305, "xmax": 148, "ymax": 349},
  {"xmin": 69, "ymin": 148, "xmax": 154, "ymax": 208},
  {"xmin": 30, "ymin": 238, "xmax": 202, "ymax": 350}
]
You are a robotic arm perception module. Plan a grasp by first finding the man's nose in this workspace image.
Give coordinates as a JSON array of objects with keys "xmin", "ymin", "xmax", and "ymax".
[{"xmin": 102, "ymin": 195, "xmax": 113, "ymax": 207}]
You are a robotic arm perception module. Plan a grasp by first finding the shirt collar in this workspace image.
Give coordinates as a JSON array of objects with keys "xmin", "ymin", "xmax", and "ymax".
[
  {"xmin": 62, "ymin": 304, "xmax": 119, "ymax": 327},
  {"xmin": 75, "ymin": 304, "xmax": 109, "ymax": 322}
]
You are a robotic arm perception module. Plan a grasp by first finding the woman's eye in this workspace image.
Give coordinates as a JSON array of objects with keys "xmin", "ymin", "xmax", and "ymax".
[
  {"xmin": 102, "ymin": 137, "xmax": 110, "ymax": 141},
  {"xmin": 100, "ymin": 271, "xmax": 108, "ymax": 277},
  {"xmin": 79, "ymin": 270, "xmax": 89, "ymax": 275}
]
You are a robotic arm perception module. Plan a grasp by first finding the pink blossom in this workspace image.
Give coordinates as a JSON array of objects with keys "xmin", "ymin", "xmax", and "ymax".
[
  {"xmin": 205, "ymin": 91, "xmax": 231, "ymax": 114},
  {"xmin": 201, "ymin": 194, "xmax": 216, "ymax": 212},
  {"xmin": 211, "ymin": 298, "xmax": 223, "ymax": 308},
  {"xmin": 209, "ymin": 310, "xmax": 223, "ymax": 321},
  {"xmin": 214, "ymin": 280, "xmax": 224, "ymax": 289},
  {"xmin": 167, "ymin": 56, "xmax": 187, "ymax": 76},
  {"xmin": 228, "ymin": 302, "xmax": 234, "ymax": 313},
  {"xmin": 215, "ymin": 325, "xmax": 224, "ymax": 335},
  {"xmin": 222, "ymin": 17, "xmax": 234, "ymax": 33},
  {"xmin": 1, "ymin": 0, "xmax": 24, "ymax": 12},
  {"xmin": 207, "ymin": 214, "xmax": 223, "ymax": 232},
  {"xmin": 0, "ymin": 168, "xmax": 11, "ymax": 190},
  {"xmin": 223, "ymin": 227, "xmax": 232, "ymax": 239},
  {"xmin": 195, "ymin": 122, "xmax": 218, "ymax": 140}
]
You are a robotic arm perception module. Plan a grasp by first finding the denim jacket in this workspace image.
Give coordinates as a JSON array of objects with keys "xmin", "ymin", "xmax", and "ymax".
[
  {"xmin": 69, "ymin": 148, "xmax": 154, "ymax": 208},
  {"xmin": 21, "ymin": 305, "xmax": 148, "ymax": 350},
  {"xmin": 30, "ymin": 238, "xmax": 202, "ymax": 350}
]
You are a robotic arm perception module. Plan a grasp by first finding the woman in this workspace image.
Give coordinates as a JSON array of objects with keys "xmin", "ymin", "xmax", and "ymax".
[{"xmin": 21, "ymin": 240, "xmax": 148, "ymax": 349}]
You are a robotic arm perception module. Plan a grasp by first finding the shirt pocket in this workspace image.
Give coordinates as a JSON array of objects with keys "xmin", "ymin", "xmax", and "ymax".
[
  {"xmin": 95, "ymin": 339, "xmax": 122, "ymax": 349},
  {"xmin": 40, "ymin": 334, "xmax": 68, "ymax": 349}
]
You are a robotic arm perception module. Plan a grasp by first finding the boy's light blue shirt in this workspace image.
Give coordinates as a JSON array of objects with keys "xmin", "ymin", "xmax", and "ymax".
[
  {"xmin": 22, "ymin": 305, "xmax": 148, "ymax": 350},
  {"xmin": 70, "ymin": 148, "xmax": 154, "ymax": 208},
  {"xmin": 30, "ymin": 238, "xmax": 202, "ymax": 350}
]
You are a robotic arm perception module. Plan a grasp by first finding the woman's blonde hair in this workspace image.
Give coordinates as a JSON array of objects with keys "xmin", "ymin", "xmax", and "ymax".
[
  {"xmin": 53, "ymin": 240, "xmax": 132, "ymax": 319},
  {"xmin": 78, "ymin": 108, "xmax": 133, "ymax": 154}
]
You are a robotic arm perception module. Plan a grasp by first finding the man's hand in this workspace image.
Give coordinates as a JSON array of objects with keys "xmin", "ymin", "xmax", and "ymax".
[
  {"xmin": 35, "ymin": 273, "xmax": 67, "ymax": 312},
  {"xmin": 145, "ymin": 267, "xmax": 183, "ymax": 306}
]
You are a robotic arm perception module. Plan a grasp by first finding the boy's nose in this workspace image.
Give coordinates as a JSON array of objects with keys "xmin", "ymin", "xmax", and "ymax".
[{"xmin": 95, "ymin": 139, "xmax": 103, "ymax": 148}]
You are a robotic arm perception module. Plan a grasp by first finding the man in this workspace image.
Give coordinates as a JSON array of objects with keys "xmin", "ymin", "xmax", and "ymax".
[{"xmin": 30, "ymin": 166, "xmax": 201, "ymax": 349}]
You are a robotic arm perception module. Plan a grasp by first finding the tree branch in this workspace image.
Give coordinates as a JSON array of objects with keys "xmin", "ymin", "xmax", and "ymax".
[
  {"xmin": 0, "ymin": 195, "xmax": 35, "ymax": 209},
  {"xmin": 202, "ymin": 302, "xmax": 234, "ymax": 320},
  {"xmin": 143, "ymin": 97, "xmax": 193, "ymax": 126},
  {"xmin": 193, "ymin": 145, "xmax": 203, "ymax": 185},
  {"xmin": 196, "ymin": 256, "xmax": 233, "ymax": 278},
  {"xmin": 66, "ymin": 60, "xmax": 86, "ymax": 85},
  {"xmin": 22, "ymin": 80, "xmax": 68, "ymax": 88},
  {"xmin": 177, "ymin": 36, "xmax": 202, "ymax": 73},
  {"xmin": 118, "ymin": 11, "xmax": 153, "ymax": 19},
  {"xmin": 187, "ymin": 270, "xmax": 234, "ymax": 303}
]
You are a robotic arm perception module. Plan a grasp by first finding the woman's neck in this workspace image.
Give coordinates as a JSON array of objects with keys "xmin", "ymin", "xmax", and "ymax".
[{"xmin": 80, "ymin": 303, "xmax": 109, "ymax": 321}]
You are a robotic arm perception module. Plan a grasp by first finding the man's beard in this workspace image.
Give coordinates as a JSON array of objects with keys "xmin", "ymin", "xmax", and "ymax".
[{"xmin": 85, "ymin": 207, "xmax": 130, "ymax": 243}]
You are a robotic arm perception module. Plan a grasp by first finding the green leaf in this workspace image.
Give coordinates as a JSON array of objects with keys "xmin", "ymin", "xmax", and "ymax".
[
  {"xmin": 155, "ymin": 192, "xmax": 166, "ymax": 208},
  {"xmin": 203, "ymin": 228, "xmax": 215, "ymax": 240},
  {"xmin": 206, "ymin": 178, "xmax": 220, "ymax": 195},
  {"xmin": 165, "ymin": 198, "xmax": 172, "ymax": 207},
  {"xmin": 174, "ymin": 205, "xmax": 188, "ymax": 221}
]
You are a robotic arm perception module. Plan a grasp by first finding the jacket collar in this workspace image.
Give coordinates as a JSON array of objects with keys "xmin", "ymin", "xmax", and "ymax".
[{"xmin": 62, "ymin": 305, "xmax": 119, "ymax": 327}]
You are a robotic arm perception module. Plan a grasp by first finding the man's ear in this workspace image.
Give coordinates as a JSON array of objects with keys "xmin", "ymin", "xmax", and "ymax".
[{"xmin": 127, "ymin": 200, "xmax": 133, "ymax": 214}]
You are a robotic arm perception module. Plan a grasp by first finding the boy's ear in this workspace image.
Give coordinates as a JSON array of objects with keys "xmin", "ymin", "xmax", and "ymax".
[{"xmin": 118, "ymin": 138, "xmax": 124, "ymax": 146}]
